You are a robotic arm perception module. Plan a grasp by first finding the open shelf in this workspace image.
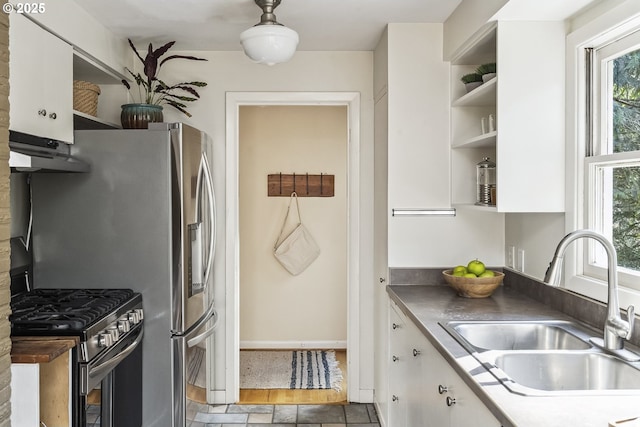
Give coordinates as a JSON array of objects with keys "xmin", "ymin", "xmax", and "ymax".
[
  {"xmin": 453, "ymin": 131, "xmax": 496, "ymax": 149},
  {"xmin": 452, "ymin": 203, "xmax": 498, "ymax": 212},
  {"xmin": 73, "ymin": 111, "xmax": 120, "ymax": 130},
  {"xmin": 452, "ymin": 77, "xmax": 497, "ymax": 107}
]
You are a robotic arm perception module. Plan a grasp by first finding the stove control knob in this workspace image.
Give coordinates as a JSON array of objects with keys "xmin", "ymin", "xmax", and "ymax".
[
  {"xmin": 134, "ymin": 308, "xmax": 144, "ymax": 320},
  {"xmin": 107, "ymin": 326, "xmax": 120, "ymax": 342},
  {"xmin": 127, "ymin": 312, "xmax": 139, "ymax": 324},
  {"xmin": 118, "ymin": 320, "xmax": 131, "ymax": 333},
  {"xmin": 98, "ymin": 333, "xmax": 114, "ymax": 348}
]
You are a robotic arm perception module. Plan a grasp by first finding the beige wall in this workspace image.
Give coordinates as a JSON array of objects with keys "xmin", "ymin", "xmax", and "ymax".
[
  {"xmin": 0, "ymin": 11, "xmax": 11, "ymax": 426},
  {"xmin": 239, "ymin": 105, "xmax": 348, "ymax": 347}
]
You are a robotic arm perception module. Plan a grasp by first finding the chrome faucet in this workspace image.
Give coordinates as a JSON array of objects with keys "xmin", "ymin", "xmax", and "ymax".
[{"xmin": 544, "ymin": 229, "xmax": 636, "ymax": 355}]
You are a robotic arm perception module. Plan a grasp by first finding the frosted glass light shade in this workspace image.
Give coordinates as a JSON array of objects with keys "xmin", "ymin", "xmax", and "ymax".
[{"xmin": 240, "ymin": 25, "xmax": 299, "ymax": 66}]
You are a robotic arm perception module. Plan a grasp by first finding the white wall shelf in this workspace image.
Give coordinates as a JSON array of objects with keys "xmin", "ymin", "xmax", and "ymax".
[
  {"xmin": 452, "ymin": 77, "xmax": 497, "ymax": 107},
  {"xmin": 452, "ymin": 131, "xmax": 496, "ymax": 149},
  {"xmin": 73, "ymin": 111, "xmax": 120, "ymax": 130},
  {"xmin": 452, "ymin": 203, "xmax": 497, "ymax": 212}
]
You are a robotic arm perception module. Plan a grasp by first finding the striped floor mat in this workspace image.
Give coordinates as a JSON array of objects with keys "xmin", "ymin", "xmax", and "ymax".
[{"xmin": 240, "ymin": 350, "xmax": 343, "ymax": 391}]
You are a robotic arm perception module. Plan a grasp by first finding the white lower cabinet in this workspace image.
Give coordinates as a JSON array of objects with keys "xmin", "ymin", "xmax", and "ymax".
[{"xmin": 389, "ymin": 301, "xmax": 500, "ymax": 427}]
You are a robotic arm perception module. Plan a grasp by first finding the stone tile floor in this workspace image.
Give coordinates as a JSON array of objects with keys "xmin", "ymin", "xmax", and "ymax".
[{"xmin": 187, "ymin": 402, "xmax": 381, "ymax": 427}]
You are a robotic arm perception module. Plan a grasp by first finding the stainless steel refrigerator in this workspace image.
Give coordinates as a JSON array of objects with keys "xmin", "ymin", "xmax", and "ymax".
[{"xmin": 30, "ymin": 123, "xmax": 218, "ymax": 427}]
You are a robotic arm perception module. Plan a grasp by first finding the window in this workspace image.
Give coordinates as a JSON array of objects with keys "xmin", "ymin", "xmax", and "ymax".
[{"xmin": 585, "ymin": 29, "xmax": 640, "ymax": 289}]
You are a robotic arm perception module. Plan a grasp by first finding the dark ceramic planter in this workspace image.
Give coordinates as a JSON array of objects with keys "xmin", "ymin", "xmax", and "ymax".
[{"xmin": 120, "ymin": 103, "xmax": 164, "ymax": 129}]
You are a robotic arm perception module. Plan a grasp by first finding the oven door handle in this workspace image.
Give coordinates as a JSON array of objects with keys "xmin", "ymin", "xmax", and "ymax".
[{"xmin": 88, "ymin": 326, "xmax": 144, "ymax": 380}]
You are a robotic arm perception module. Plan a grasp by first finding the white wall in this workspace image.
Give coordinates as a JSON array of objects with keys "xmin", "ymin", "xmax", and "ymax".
[
  {"xmin": 238, "ymin": 105, "xmax": 348, "ymax": 348},
  {"xmin": 157, "ymin": 51, "xmax": 374, "ymax": 398},
  {"xmin": 505, "ymin": 213, "xmax": 565, "ymax": 279}
]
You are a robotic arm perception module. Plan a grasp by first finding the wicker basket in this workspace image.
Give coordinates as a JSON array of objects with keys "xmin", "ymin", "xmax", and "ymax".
[{"xmin": 73, "ymin": 80, "xmax": 101, "ymax": 116}]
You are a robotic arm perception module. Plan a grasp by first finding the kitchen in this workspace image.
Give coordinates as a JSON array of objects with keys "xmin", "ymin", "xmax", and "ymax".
[{"xmin": 1, "ymin": 0, "xmax": 640, "ymax": 426}]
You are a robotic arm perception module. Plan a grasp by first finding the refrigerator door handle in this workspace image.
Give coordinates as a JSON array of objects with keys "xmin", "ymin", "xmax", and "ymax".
[
  {"xmin": 187, "ymin": 307, "xmax": 219, "ymax": 348},
  {"xmin": 188, "ymin": 222, "xmax": 204, "ymax": 295},
  {"xmin": 175, "ymin": 302, "xmax": 217, "ymax": 340},
  {"xmin": 201, "ymin": 151, "xmax": 216, "ymax": 288}
]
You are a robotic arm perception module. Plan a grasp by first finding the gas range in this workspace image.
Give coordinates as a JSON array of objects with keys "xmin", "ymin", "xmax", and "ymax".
[
  {"xmin": 10, "ymin": 288, "xmax": 145, "ymax": 426},
  {"xmin": 10, "ymin": 288, "xmax": 144, "ymax": 362}
]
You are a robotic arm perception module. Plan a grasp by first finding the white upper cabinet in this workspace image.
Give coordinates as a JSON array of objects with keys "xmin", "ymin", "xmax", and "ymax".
[
  {"xmin": 450, "ymin": 21, "xmax": 565, "ymax": 213},
  {"xmin": 9, "ymin": 14, "xmax": 73, "ymax": 143}
]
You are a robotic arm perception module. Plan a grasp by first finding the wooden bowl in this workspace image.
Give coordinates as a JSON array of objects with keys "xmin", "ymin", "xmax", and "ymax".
[{"xmin": 442, "ymin": 270, "xmax": 504, "ymax": 298}]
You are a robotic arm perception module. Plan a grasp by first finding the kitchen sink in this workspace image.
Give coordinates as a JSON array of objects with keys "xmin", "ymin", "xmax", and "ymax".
[
  {"xmin": 443, "ymin": 320, "xmax": 593, "ymax": 352},
  {"xmin": 441, "ymin": 320, "xmax": 640, "ymax": 395},
  {"xmin": 492, "ymin": 351, "xmax": 640, "ymax": 393}
]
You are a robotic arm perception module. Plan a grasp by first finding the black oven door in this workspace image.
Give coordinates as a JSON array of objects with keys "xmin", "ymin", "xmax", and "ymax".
[{"xmin": 79, "ymin": 326, "xmax": 143, "ymax": 427}]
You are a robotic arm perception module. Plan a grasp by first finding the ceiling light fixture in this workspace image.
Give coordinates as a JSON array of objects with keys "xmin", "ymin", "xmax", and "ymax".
[{"xmin": 240, "ymin": 0, "xmax": 299, "ymax": 66}]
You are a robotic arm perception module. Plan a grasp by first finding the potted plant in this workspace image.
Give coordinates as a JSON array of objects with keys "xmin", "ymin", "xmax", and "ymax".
[
  {"xmin": 121, "ymin": 39, "xmax": 208, "ymax": 129},
  {"xmin": 476, "ymin": 62, "xmax": 497, "ymax": 83},
  {"xmin": 460, "ymin": 73, "xmax": 483, "ymax": 93}
]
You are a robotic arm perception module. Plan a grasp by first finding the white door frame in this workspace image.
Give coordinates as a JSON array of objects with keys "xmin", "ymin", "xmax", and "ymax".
[{"xmin": 225, "ymin": 91, "xmax": 361, "ymax": 403}]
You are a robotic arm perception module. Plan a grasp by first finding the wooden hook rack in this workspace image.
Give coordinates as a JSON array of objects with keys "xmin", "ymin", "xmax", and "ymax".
[{"xmin": 268, "ymin": 173, "xmax": 335, "ymax": 197}]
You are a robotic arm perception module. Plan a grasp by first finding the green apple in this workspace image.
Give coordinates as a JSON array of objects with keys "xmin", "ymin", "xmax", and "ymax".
[
  {"xmin": 452, "ymin": 271, "xmax": 465, "ymax": 277},
  {"xmin": 463, "ymin": 273, "xmax": 478, "ymax": 278},
  {"xmin": 452, "ymin": 265, "xmax": 467, "ymax": 275},
  {"xmin": 479, "ymin": 270, "xmax": 495, "ymax": 278},
  {"xmin": 467, "ymin": 259, "xmax": 486, "ymax": 276}
]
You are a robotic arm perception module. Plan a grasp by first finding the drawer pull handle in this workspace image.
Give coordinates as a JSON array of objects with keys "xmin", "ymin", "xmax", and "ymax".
[
  {"xmin": 438, "ymin": 385, "xmax": 448, "ymax": 394},
  {"xmin": 446, "ymin": 396, "xmax": 456, "ymax": 407}
]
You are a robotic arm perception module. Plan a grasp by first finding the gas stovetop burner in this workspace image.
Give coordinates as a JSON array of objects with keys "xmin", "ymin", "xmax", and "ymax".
[{"xmin": 10, "ymin": 288, "xmax": 140, "ymax": 334}]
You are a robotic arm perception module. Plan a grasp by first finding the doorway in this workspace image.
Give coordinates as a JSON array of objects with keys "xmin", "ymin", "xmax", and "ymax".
[
  {"xmin": 225, "ymin": 92, "xmax": 361, "ymax": 404},
  {"xmin": 238, "ymin": 105, "xmax": 348, "ymax": 403}
]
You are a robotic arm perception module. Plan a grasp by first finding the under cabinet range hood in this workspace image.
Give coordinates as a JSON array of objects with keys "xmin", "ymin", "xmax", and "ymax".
[{"xmin": 9, "ymin": 131, "xmax": 90, "ymax": 173}]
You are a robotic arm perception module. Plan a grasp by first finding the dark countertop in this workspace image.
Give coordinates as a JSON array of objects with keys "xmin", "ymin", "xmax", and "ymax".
[
  {"xmin": 387, "ymin": 284, "xmax": 640, "ymax": 427},
  {"xmin": 11, "ymin": 336, "xmax": 79, "ymax": 364}
]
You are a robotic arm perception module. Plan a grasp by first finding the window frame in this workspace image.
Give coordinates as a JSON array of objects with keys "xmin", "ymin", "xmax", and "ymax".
[{"xmin": 565, "ymin": 2, "xmax": 640, "ymax": 309}]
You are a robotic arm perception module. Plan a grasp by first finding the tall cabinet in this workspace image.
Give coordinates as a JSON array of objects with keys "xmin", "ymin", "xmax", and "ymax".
[
  {"xmin": 373, "ymin": 23, "xmax": 451, "ymax": 426},
  {"xmin": 450, "ymin": 21, "xmax": 566, "ymax": 213}
]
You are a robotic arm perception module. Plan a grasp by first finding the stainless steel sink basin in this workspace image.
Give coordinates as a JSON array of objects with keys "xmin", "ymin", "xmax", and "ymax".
[
  {"xmin": 488, "ymin": 351, "xmax": 640, "ymax": 395},
  {"xmin": 440, "ymin": 320, "xmax": 640, "ymax": 395},
  {"xmin": 444, "ymin": 320, "xmax": 592, "ymax": 351}
]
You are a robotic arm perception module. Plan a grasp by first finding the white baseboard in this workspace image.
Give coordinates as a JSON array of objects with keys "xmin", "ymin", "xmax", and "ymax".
[
  {"xmin": 374, "ymin": 401, "xmax": 387, "ymax": 427},
  {"xmin": 240, "ymin": 340, "xmax": 348, "ymax": 350},
  {"xmin": 354, "ymin": 388, "xmax": 374, "ymax": 403},
  {"xmin": 207, "ymin": 390, "xmax": 229, "ymax": 404}
]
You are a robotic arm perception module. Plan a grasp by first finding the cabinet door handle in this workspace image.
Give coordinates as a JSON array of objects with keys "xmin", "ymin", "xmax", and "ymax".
[
  {"xmin": 49, "ymin": 112, "xmax": 57, "ymax": 119},
  {"xmin": 392, "ymin": 355, "xmax": 399, "ymax": 362},
  {"xmin": 379, "ymin": 277, "xmax": 386, "ymax": 283},
  {"xmin": 392, "ymin": 395, "xmax": 399, "ymax": 402},
  {"xmin": 446, "ymin": 396, "xmax": 456, "ymax": 407},
  {"xmin": 438, "ymin": 385, "xmax": 448, "ymax": 394},
  {"xmin": 38, "ymin": 109, "xmax": 47, "ymax": 116},
  {"xmin": 392, "ymin": 323, "xmax": 400, "ymax": 330},
  {"xmin": 412, "ymin": 349, "xmax": 421, "ymax": 357}
]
